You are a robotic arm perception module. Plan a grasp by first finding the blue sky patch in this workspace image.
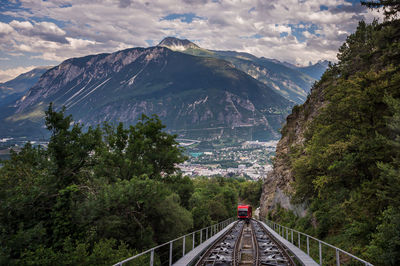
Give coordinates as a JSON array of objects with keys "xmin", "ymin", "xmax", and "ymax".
[
  {"xmin": 240, "ymin": 34, "xmax": 263, "ymax": 40},
  {"xmin": 161, "ymin": 13, "xmax": 205, "ymax": 23},
  {"xmin": 280, "ymin": 32, "xmax": 289, "ymax": 38},
  {"xmin": 31, "ymin": 16, "xmax": 67, "ymax": 28},
  {"xmin": 345, "ymin": 0, "xmax": 362, "ymax": 4},
  {"xmin": 288, "ymin": 23, "xmax": 320, "ymax": 42},
  {"xmin": 251, "ymin": 34, "xmax": 263, "ymax": 39},
  {"xmin": 60, "ymin": 3, "xmax": 72, "ymax": 8},
  {"xmin": 320, "ymin": 5, "xmax": 329, "ymax": 11}
]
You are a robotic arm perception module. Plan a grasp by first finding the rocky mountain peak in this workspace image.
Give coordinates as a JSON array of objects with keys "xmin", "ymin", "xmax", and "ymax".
[
  {"xmin": 317, "ymin": 60, "xmax": 330, "ymax": 67},
  {"xmin": 158, "ymin": 37, "xmax": 199, "ymax": 51}
]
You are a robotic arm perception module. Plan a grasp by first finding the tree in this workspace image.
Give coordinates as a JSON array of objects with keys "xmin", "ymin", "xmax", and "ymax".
[
  {"xmin": 361, "ymin": 0, "xmax": 400, "ymax": 20},
  {"xmin": 189, "ymin": 177, "xmax": 239, "ymax": 227},
  {"xmin": 274, "ymin": 15, "xmax": 400, "ymax": 262},
  {"xmin": 96, "ymin": 115, "xmax": 186, "ymax": 181},
  {"xmin": 0, "ymin": 144, "xmax": 51, "ymax": 262},
  {"xmin": 366, "ymin": 207, "xmax": 400, "ymax": 265},
  {"xmin": 125, "ymin": 114, "xmax": 186, "ymax": 179},
  {"xmin": 239, "ymin": 180, "xmax": 262, "ymax": 207},
  {"xmin": 45, "ymin": 103, "xmax": 102, "ymax": 188},
  {"xmin": 0, "ymin": 104, "xmax": 194, "ymax": 264}
]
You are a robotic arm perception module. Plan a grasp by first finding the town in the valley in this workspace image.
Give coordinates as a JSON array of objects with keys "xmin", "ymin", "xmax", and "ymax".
[{"xmin": 178, "ymin": 139, "xmax": 277, "ymax": 180}]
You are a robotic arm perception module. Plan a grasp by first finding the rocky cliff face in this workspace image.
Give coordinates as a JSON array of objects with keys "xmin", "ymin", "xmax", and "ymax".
[{"xmin": 259, "ymin": 80, "xmax": 327, "ymax": 217}]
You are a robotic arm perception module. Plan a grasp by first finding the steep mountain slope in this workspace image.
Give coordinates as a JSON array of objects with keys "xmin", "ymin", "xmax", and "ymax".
[
  {"xmin": 211, "ymin": 52, "xmax": 316, "ymax": 104},
  {"xmin": 1, "ymin": 46, "xmax": 293, "ymax": 140},
  {"xmin": 0, "ymin": 67, "xmax": 50, "ymax": 107},
  {"xmin": 259, "ymin": 19, "xmax": 400, "ymax": 264},
  {"xmin": 297, "ymin": 60, "xmax": 330, "ymax": 80},
  {"xmin": 161, "ymin": 38, "xmax": 325, "ymax": 104}
]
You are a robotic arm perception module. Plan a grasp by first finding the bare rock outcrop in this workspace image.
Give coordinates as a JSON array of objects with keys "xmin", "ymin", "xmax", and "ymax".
[{"xmin": 260, "ymin": 82, "xmax": 327, "ymax": 218}]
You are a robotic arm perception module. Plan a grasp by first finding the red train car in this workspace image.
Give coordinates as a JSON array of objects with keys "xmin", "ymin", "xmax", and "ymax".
[{"xmin": 237, "ymin": 205, "xmax": 252, "ymax": 223}]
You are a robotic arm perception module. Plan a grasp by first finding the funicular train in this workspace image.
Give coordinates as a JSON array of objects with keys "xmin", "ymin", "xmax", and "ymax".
[{"xmin": 237, "ymin": 205, "xmax": 252, "ymax": 223}]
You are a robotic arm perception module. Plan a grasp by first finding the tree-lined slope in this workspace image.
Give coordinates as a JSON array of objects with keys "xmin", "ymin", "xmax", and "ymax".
[
  {"xmin": 0, "ymin": 106, "xmax": 255, "ymax": 264},
  {"xmin": 260, "ymin": 13, "xmax": 400, "ymax": 265}
]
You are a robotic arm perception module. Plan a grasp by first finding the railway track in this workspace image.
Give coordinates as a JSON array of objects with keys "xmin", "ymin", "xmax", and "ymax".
[{"xmin": 195, "ymin": 220, "xmax": 295, "ymax": 266}]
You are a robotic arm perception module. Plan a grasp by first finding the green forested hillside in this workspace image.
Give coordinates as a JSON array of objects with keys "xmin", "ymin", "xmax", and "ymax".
[
  {"xmin": 0, "ymin": 104, "xmax": 256, "ymax": 265},
  {"xmin": 270, "ymin": 4, "xmax": 400, "ymax": 265}
]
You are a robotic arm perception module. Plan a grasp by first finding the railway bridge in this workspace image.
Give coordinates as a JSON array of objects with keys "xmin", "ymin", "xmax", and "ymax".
[{"xmin": 114, "ymin": 218, "xmax": 372, "ymax": 266}]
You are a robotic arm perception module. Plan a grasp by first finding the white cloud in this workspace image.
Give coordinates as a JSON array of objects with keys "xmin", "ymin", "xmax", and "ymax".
[
  {"xmin": 0, "ymin": 22, "xmax": 14, "ymax": 36},
  {"xmin": 9, "ymin": 20, "xmax": 33, "ymax": 30},
  {"xmin": 0, "ymin": 0, "xmax": 384, "ymax": 69}
]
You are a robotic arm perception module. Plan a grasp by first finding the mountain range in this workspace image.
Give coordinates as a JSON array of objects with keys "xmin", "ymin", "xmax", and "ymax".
[
  {"xmin": 0, "ymin": 67, "xmax": 50, "ymax": 107},
  {"xmin": 159, "ymin": 38, "xmax": 328, "ymax": 104},
  {"xmin": 0, "ymin": 37, "xmax": 328, "ymax": 141}
]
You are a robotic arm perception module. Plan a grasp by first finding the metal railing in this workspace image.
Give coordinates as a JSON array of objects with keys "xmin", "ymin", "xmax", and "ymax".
[
  {"xmin": 114, "ymin": 217, "xmax": 236, "ymax": 266},
  {"xmin": 263, "ymin": 219, "xmax": 373, "ymax": 266}
]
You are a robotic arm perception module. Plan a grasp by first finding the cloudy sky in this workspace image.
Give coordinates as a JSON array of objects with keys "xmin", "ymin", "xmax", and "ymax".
[{"xmin": 0, "ymin": 0, "xmax": 381, "ymax": 82}]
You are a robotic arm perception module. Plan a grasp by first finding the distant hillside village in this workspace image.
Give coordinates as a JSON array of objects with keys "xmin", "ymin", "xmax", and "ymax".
[{"xmin": 178, "ymin": 140, "xmax": 277, "ymax": 179}]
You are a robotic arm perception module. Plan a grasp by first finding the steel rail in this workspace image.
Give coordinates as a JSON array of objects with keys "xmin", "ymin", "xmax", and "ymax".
[
  {"xmin": 114, "ymin": 217, "xmax": 236, "ymax": 266},
  {"xmin": 233, "ymin": 221, "xmax": 245, "ymax": 266},
  {"xmin": 196, "ymin": 219, "xmax": 296, "ymax": 266},
  {"xmin": 195, "ymin": 221, "xmax": 243, "ymax": 266},
  {"xmin": 252, "ymin": 219, "xmax": 295, "ymax": 266},
  {"xmin": 250, "ymin": 221, "xmax": 259, "ymax": 265}
]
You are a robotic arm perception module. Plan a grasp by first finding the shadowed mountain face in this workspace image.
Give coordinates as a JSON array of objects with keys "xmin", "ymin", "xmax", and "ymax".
[
  {"xmin": 211, "ymin": 52, "xmax": 316, "ymax": 103},
  {"xmin": 1, "ymin": 45, "xmax": 293, "ymax": 140},
  {"xmin": 165, "ymin": 38, "xmax": 328, "ymax": 104},
  {"xmin": 0, "ymin": 67, "xmax": 50, "ymax": 107}
]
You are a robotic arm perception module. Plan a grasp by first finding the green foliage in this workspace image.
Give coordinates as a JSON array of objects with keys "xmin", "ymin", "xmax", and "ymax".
[
  {"xmin": 269, "ymin": 204, "xmax": 312, "ymax": 233},
  {"xmin": 45, "ymin": 103, "xmax": 102, "ymax": 188},
  {"xmin": 154, "ymin": 194, "xmax": 193, "ymax": 242},
  {"xmin": 164, "ymin": 174, "xmax": 195, "ymax": 209},
  {"xmin": 20, "ymin": 238, "xmax": 132, "ymax": 266},
  {"xmin": 361, "ymin": 0, "xmax": 400, "ymax": 20},
  {"xmin": 0, "ymin": 106, "xmax": 246, "ymax": 264},
  {"xmin": 364, "ymin": 94, "xmax": 400, "ymax": 264},
  {"xmin": 365, "ymin": 206, "xmax": 400, "ymax": 265},
  {"xmin": 238, "ymin": 179, "xmax": 263, "ymax": 207},
  {"xmin": 278, "ymin": 18, "xmax": 400, "ymax": 264},
  {"xmin": 96, "ymin": 115, "xmax": 186, "ymax": 181},
  {"xmin": 80, "ymin": 177, "xmax": 192, "ymax": 249},
  {"xmin": 189, "ymin": 177, "xmax": 241, "ymax": 229}
]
